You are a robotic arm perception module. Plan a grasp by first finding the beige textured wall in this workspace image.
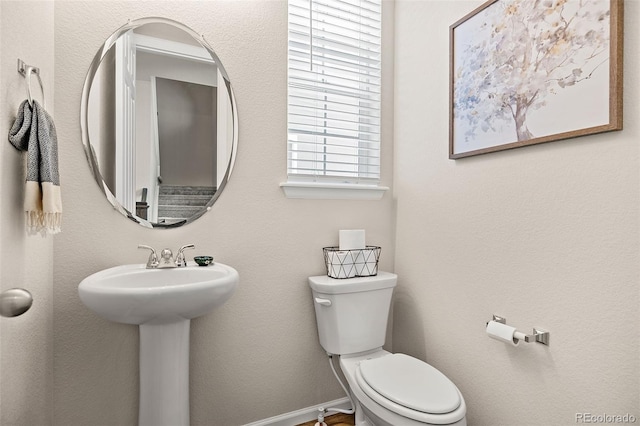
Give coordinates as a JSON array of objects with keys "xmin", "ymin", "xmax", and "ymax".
[
  {"xmin": 393, "ymin": 1, "xmax": 639, "ymax": 426},
  {"xmin": 7, "ymin": 1, "xmax": 633, "ymax": 425},
  {"xmin": 53, "ymin": 1, "xmax": 395, "ymax": 425},
  {"xmin": 0, "ymin": 2, "xmax": 55, "ymax": 425}
]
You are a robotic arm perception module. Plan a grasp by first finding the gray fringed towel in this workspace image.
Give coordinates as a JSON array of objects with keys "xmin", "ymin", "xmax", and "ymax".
[{"xmin": 8, "ymin": 100, "xmax": 62, "ymax": 234}]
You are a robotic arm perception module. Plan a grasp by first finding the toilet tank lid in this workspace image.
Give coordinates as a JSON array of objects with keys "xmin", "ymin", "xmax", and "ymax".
[{"xmin": 308, "ymin": 271, "xmax": 397, "ymax": 294}]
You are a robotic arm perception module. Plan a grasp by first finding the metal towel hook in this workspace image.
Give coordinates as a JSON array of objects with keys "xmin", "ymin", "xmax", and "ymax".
[{"xmin": 17, "ymin": 59, "xmax": 45, "ymax": 109}]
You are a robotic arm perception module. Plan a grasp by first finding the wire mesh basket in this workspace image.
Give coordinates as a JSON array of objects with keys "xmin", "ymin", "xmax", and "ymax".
[{"xmin": 323, "ymin": 246, "xmax": 381, "ymax": 279}]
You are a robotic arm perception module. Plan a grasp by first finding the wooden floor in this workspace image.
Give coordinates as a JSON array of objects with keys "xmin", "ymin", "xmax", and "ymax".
[{"xmin": 297, "ymin": 412, "xmax": 355, "ymax": 426}]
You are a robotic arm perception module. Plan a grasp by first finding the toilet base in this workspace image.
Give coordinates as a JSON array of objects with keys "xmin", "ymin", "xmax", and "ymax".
[{"xmin": 352, "ymin": 398, "xmax": 373, "ymax": 426}]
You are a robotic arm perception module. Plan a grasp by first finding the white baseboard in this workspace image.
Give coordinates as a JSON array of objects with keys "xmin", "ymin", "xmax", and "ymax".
[{"xmin": 243, "ymin": 397, "xmax": 351, "ymax": 426}]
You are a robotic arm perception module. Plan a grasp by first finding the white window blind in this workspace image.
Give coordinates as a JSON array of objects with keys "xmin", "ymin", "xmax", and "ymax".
[{"xmin": 287, "ymin": 0, "xmax": 382, "ymax": 186}]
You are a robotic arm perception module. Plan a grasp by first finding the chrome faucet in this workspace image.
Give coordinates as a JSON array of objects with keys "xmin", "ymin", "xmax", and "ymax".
[
  {"xmin": 138, "ymin": 244, "xmax": 195, "ymax": 269},
  {"xmin": 138, "ymin": 245, "xmax": 159, "ymax": 268},
  {"xmin": 176, "ymin": 244, "xmax": 195, "ymax": 267}
]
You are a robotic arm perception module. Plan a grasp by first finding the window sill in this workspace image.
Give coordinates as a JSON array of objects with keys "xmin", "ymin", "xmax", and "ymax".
[{"xmin": 280, "ymin": 181, "xmax": 388, "ymax": 200}]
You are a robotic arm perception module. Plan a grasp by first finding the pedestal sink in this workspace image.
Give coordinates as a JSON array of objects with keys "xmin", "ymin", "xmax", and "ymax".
[{"xmin": 78, "ymin": 263, "xmax": 239, "ymax": 426}]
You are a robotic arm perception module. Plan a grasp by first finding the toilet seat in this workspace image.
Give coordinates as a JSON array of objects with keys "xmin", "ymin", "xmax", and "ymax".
[{"xmin": 355, "ymin": 353, "xmax": 465, "ymax": 425}]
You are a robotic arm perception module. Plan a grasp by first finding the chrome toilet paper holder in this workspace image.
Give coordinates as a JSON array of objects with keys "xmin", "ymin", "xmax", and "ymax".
[{"xmin": 487, "ymin": 315, "xmax": 550, "ymax": 346}]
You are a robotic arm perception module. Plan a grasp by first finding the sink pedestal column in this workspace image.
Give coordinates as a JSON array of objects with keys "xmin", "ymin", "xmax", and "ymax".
[{"xmin": 139, "ymin": 318, "xmax": 190, "ymax": 426}]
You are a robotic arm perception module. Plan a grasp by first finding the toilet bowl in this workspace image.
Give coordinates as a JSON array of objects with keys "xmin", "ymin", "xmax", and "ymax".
[
  {"xmin": 340, "ymin": 350, "xmax": 466, "ymax": 426},
  {"xmin": 309, "ymin": 272, "xmax": 467, "ymax": 426}
]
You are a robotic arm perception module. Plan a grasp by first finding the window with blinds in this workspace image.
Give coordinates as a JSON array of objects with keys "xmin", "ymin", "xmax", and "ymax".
[{"xmin": 287, "ymin": 0, "xmax": 382, "ymax": 187}]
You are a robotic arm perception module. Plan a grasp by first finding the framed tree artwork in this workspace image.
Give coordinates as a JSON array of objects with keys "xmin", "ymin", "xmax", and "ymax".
[{"xmin": 449, "ymin": 0, "xmax": 623, "ymax": 159}]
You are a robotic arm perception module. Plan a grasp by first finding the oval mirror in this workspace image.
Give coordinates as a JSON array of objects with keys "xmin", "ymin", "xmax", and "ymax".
[{"xmin": 81, "ymin": 17, "xmax": 238, "ymax": 228}]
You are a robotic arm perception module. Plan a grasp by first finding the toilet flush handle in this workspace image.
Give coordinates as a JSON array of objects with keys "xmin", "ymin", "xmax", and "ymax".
[{"xmin": 314, "ymin": 297, "xmax": 332, "ymax": 307}]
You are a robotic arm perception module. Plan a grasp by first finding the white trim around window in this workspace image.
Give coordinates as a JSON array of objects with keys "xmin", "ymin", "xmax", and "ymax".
[{"xmin": 280, "ymin": 180, "xmax": 388, "ymax": 200}]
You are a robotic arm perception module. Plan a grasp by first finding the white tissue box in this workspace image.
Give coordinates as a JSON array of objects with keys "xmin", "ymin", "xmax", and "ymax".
[{"xmin": 339, "ymin": 229, "xmax": 366, "ymax": 251}]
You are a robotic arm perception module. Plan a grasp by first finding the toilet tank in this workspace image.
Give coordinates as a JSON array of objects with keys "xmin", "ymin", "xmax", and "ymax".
[{"xmin": 308, "ymin": 272, "xmax": 397, "ymax": 355}]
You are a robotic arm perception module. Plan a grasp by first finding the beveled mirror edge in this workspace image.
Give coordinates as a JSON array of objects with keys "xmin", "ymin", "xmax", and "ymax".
[{"xmin": 80, "ymin": 17, "xmax": 238, "ymax": 229}]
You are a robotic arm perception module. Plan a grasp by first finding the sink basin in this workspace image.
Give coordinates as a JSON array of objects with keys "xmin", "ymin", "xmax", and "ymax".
[
  {"xmin": 78, "ymin": 262, "xmax": 239, "ymax": 426},
  {"xmin": 79, "ymin": 263, "xmax": 238, "ymax": 324}
]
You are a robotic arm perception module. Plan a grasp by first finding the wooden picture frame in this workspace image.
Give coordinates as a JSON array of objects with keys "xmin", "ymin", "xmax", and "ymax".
[{"xmin": 449, "ymin": 0, "xmax": 623, "ymax": 159}]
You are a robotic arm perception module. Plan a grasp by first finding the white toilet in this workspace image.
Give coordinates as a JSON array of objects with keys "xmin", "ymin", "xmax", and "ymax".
[{"xmin": 309, "ymin": 272, "xmax": 467, "ymax": 426}]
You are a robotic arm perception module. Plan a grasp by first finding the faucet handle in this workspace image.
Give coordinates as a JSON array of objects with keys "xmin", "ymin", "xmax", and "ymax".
[
  {"xmin": 176, "ymin": 244, "xmax": 195, "ymax": 267},
  {"xmin": 138, "ymin": 244, "xmax": 158, "ymax": 268}
]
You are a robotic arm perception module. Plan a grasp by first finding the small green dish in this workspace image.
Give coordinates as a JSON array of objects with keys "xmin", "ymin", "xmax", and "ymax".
[{"xmin": 193, "ymin": 256, "xmax": 214, "ymax": 267}]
